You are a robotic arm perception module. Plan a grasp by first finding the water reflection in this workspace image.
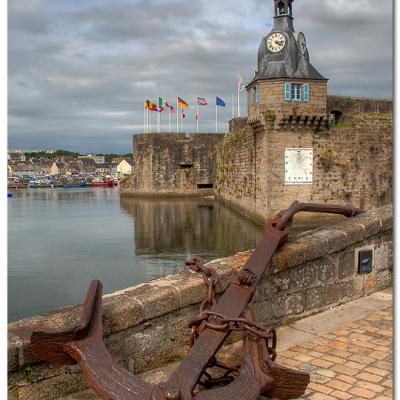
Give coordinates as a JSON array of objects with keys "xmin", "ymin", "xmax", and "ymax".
[
  {"xmin": 120, "ymin": 197, "xmax": 262, "ymax": 259},
  {"xmin": 8, "ymin": 189, "xmax": 263, "ymax": 321}
]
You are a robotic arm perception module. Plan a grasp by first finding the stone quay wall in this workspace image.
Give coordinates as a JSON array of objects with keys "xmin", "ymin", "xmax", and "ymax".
[
  {"xmin": 120, "ymin": 133, "xmax": 224, "ymax": 197},
  {"xmin": 215, "ymin": 111, "xmax": 392, "ymax": 224},
  {"xmin": 8, "ymin": 205, "xmax": 392, "ymax": 399}
]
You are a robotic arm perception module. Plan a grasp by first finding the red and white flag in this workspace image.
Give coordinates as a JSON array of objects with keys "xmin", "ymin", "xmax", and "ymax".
[
  {"xmin": 197, "ymin": 97, "xmax": 208, "ymax": 106},
  {"xmin": 238, "ymin": 75, "xmax": 245, "ymax": 92}
]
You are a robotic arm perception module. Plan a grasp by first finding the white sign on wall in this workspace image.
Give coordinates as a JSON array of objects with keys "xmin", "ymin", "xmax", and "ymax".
[{"xmin": 285, "ymin": 148, "xmax": 314, "ymax": 185}]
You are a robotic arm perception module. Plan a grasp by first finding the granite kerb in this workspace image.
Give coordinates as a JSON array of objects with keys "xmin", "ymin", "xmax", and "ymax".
[{"xmin": 8, "ymin": 205, "xmax": 392, "ymax": 377}]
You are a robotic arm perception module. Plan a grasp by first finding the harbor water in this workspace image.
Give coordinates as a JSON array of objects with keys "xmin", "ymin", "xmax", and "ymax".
[{"xmin": 8, "ymin": 188, "xmax": 263, "ymax": 322}]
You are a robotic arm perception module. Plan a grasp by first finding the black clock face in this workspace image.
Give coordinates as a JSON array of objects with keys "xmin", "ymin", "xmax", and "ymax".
[{"xmin": 298, "ymin": 33, "xmax": 307, "ymax": 55}]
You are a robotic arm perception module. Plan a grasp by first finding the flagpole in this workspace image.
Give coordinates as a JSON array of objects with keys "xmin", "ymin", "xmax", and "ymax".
[
  {"xmin": 216, "ymin": 97, "xmax": 218, "ymax": 133},
  {"xmin": 231, "ymin": 94, "xmax": 234, "ymax": 119},
  {"xmin": 169, "ymin": 108, "xmax": 171, "ymax": 133},
  {"xmin": 182, "ymin": 108, "xmax": 184, "ymax": 133},
  {"xmin": 144, "ymin": 99, "xmax": 146, "ymax": 133},
  {"xmin": 238, "ymin": 86, "xmax": 240, "ymax": 117},
  {"xmin": 176, "ymin": 98, "xmax": 179, "ymax": 133},
  {"xmin": 157, "ymin": 106, "xmax": 160, "ymax": 133},
  {"xmin": 149, "ymin": 108, "xmax": 152, "ymax": 133},
  {"xmin": 196, "ymin": 102, "xmax": 199, "ymax": 133}
]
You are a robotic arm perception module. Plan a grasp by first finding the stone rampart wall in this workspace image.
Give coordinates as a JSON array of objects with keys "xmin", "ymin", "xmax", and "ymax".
[
  {"xmin": 8, "ymin": 205, "xmax": 392, "ymax": 399},
  {"xmin": 327, "ymin": 96, "xmax": 392, "ymax": 122}
]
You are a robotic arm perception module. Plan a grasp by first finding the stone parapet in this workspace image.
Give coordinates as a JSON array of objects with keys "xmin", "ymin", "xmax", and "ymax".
[{"xmin": 8, "ymin": 205, "xmax": 392, "ymax": 399}]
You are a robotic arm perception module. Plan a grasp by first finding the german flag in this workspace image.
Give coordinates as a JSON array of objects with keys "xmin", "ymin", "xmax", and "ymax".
[{"xmin": 178, "ymin": 97, "xmax": 189, "ymax": 108}]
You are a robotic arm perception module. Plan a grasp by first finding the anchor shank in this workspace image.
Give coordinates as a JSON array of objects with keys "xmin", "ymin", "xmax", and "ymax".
[{"xmin": 165, "ymin": 233, "xmax": 283, "ymax": 398}]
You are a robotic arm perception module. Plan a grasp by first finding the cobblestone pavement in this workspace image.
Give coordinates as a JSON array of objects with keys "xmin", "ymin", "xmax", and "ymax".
[
  {"xmin": 276, "ymin": 307, "xmax": 393, "ymax": 399},
  {"xmin": 61, "ymin": 292, "xmax": 393, "ymax": 400}
]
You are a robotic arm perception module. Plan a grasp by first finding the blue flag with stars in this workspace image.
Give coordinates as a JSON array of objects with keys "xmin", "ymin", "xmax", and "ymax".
[{"xmin": 216, "ymin": 96, "xmax": 226, "ymax": 107}]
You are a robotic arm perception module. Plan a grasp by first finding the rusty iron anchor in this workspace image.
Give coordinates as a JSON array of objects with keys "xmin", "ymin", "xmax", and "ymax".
[{"xmin": 23, "ymin": 201, "xmax": 364, "ymax": 400}]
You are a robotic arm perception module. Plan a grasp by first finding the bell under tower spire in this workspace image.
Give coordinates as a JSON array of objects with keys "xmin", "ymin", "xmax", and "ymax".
[{"xmin": 274, "ymin": 0, "xmax": 293, "ymax": 18}]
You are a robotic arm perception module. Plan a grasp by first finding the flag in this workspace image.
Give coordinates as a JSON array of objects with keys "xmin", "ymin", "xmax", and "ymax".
[
  {"xmin": 182, "ymin": 108, "xmax": 186, "ymax": 118},
  {"xmin": 158, "ymin": 97, "xmax": 165, "ymax": 107},
  {"xmin": 156, "ymin": 106, "xmax": 164, "ymax": 112},
  {"xmin": 196, "ymin": 112, "xmax": 199, "ymax": 120},
  {"xmin": 197, "ymin": 97, "xmax": 208, "ymax": 106},
  {"xmin": 238, "ymin": 75, "xmax": 245, "ymax": 91},
  {"xmin": 146, "ymin": 99, "xmax": 157, "ymax": 111},
  {"xmin": 170, "ymin": 106, "xmax": 176, "ymax": 114},
  {"xmin": 216, "ymin": 97, "xmax": 226, "ymax": 107},
  {"xmin": 178, "ymin": 97, "xmax": 189, "ymax": 108},
  {"xmin": 165, "ymin": 101, "xmax": 171, "ymax": 109}
]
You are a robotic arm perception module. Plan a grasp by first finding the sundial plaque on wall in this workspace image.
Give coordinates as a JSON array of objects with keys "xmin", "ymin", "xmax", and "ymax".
[{"xmin": 285, "ymin": 148, "xmax": 314, "ymax": 185}]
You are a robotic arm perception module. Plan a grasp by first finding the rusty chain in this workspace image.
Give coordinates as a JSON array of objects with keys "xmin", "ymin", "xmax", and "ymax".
[{"xmin": 185, "ymin": 256, "xmax": 278, "ymax": 387}]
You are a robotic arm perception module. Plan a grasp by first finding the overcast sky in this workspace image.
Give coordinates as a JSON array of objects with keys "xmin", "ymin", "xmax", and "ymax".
[{"xmin": 8, "ymin": 0, "xmax": 393, "ymax": 154}]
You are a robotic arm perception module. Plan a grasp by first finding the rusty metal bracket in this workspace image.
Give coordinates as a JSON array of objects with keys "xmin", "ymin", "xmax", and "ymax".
[{"xmin": 22, "ymin": 201, "xmax": 364, "ymax": 400}]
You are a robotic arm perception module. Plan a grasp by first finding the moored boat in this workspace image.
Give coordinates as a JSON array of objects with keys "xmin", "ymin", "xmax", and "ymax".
[
  {"xmin": 90, "ymin": 177, "xmax": 114, "ymax": 187},
  {"xmin": 63, "ymin": 182, "xmax": 87, "ymax": 189}
]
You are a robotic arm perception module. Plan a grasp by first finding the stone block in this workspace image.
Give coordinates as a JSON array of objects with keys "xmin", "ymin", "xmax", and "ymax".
[
  {"xmin": 314, "ymin": 229, "xmax": 347, "ymax": 254},
  {"xmin": 8, "ymin": 333, "xmax": 21, "ymax": 372},
  {"xmin": 305, "ymin": 286, "xmax": 324, "ymax": 311},
  {"xmin": 337, "ymin": 249, "xmax": 356, "ymax": 280},
  {"xmin": 132, "ymin": 283, "xmax": 181, "ymax": 321},
  {"xmin": 103, "ymin": 294, "xmax": 145, "ymax": 334},
  {"xmin": 339, "ymin": 277, "xmax": 364, "ymax": 300},
  {"xmin": 363, "ymin": 273, "xmax": 379, "ymax": 295},
  {"xmin": 157, "ymin": 271, "xmax": 206, "ymax": 309},
  {"xmin": 15, "ymin": 370, "xmax": 87, "ymax": 400},
  {"xmin": 374, "ymin": 242, "xmax": 392, "ymax": 271},
  {"xmin": 352, "ymin": 214, "xmax": 382, "ymax": 238},
  {"xmin": 313, "ymin": 256, "xmax": 338, "ymax": 284},
  {"xmin": 368, "ymin": 205, "xmax": 393, "ymax": 232},
  {"xmin": 376, "ymin": 270, "xmax": 392, "ymax": 290},
  {"xmin": 271, "ymin": 293, "xmax": 304, "ymax": 318},
  {"xmin": 333, "ymin": 220, "xmax": 366, "ymax": 246},
  {"xmin": 272, "ymin": 241, "xmax": 309, "ymax": 271},
  {"xmin": 289, "ymin": 263, "xmax": 316, "ymax": 291}
]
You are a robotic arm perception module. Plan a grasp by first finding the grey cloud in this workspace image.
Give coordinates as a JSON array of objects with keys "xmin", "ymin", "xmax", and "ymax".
[
  {"xmin": 8, "ymin": 0, "xmax": 393, "ymax": 153},
  {"xmin": 8, "ymin": 0, "xmax": 52, "ymax": 35}
]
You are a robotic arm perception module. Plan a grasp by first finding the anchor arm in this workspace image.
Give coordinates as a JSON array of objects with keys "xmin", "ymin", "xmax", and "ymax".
[{"xmin": 28, "ymin": 280, "xmax": 155, "ymax": 400}]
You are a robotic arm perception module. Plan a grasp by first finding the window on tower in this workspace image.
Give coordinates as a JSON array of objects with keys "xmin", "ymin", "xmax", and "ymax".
[
  {"xmin": 284, "ymin": 82, "xmax": 310, "ymax": 102},
  {"xmin": 253, "ymin": 85, "xmax": 260, "ymax": 104},
  {"xmin": 292, "ymin": 83, "xmax": 302, "ymax": 101}
]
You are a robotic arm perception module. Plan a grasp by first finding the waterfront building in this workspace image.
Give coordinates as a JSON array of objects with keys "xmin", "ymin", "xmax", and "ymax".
[
  {"xmin": 50, "ymin": 162, "xmax": 66, "ymax": 176},
  {"xmin": 117, "ymin": 159, "xmax": 133, "ymax": 175}
]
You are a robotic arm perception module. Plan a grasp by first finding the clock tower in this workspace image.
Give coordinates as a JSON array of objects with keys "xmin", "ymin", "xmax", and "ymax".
[{"xmin": 247, "ymin": 0, "xmax": 328, "ymax": 129}]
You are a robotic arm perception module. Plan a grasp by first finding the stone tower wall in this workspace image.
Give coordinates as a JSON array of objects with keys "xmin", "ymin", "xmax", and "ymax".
[
  {"xmin": 121, "ymin": 133, "xmax": 224, "ymax": 197},
  {"xmin": 247, "ymin": 79, "xmax": 327, "ymax": 123},
  {"xmin": 215, "ymin": 109, "xmax": 392, "ymax": 223}
]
